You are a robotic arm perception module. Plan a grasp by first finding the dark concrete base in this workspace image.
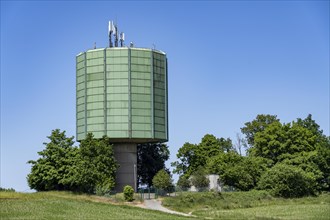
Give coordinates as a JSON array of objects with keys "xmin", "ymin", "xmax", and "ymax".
[{"xmin": 113, "ymin": 143, "xmax": 137, "ymax": 192}]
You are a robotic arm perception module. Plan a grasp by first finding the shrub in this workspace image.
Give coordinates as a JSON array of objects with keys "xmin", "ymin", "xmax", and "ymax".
[
  {"xmin": 258, "ymin": 163, "xmax": 317, "ymax": 198},
  {"xmin": 123, "ymin": 185, "xmax": 134, "ymax": 202}
]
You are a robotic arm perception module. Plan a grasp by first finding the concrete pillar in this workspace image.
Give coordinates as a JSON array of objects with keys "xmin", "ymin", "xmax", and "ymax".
[{"xmin": 113, "ymin": 143, "xmax": 137, "ymax": 192}]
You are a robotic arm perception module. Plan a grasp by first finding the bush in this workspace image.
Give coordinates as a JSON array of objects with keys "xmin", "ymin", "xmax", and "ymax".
[
  {"xmin": 123, "ymin": 185, "xmax": 134, "ymax": 202},
  {"xmin": 258, "ymin": 163, "xmax": 317, "ymax": 198}
]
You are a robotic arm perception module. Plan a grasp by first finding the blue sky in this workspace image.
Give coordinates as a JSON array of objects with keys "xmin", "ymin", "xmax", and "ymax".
[{"xmin": 1, "ymin": 1, "xmax": 329, "ymax": 192}]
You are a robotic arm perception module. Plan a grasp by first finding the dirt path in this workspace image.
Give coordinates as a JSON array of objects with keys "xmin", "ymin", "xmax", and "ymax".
[{"xmin": 136, "ymin": 199, "xmax": 193, "ymax": 217}]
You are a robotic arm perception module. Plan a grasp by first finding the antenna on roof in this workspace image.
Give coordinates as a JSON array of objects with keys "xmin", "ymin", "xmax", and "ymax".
[
  {"xmin": 120, "ymin": 32, "xmax": 125, "ymax": 47},
  {"xmin": 109, "ymin": 20, "xmax": 124, "ymax": 48},
  {"xmin": 114, "ymin": 22, "xmax": 118, "ymax": 47},
  {"xmin": 108, "ymin": 21, "xmax": 115, "ymax": 47}
]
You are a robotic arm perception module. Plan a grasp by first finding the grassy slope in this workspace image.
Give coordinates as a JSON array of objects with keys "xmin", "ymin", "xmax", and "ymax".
[
  {"xmin": 0, "ymin": 191, "xmax": 189, "ymax": 220},
  {"xmin": 162, "ymin": 190, "xmax": 330, "ymax": 220}
]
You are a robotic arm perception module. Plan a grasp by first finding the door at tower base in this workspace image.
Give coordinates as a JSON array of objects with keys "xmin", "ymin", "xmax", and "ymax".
[{"xmin": 113, "ymin": 143, "xmax": 137, "ymax": 192}]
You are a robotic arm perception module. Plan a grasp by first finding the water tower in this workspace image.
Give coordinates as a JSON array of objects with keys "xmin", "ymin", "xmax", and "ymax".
[{"xmin": 76, "ymin": 21, "xmax": 168, "ymax": 191}]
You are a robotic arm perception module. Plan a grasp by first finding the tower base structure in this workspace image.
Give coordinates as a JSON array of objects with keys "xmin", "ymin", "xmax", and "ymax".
[{"xmin": 113, "ymin": 143, "xmax": 137, "ymax": 192}]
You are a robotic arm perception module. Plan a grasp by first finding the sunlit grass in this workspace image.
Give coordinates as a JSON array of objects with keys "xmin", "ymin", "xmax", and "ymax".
[
  {"xmin": 162, "ymin": 190, "xmax": 330, "ymax": 219},
  {"xmin": 0, "ymin": 191, "xmax": 189, "ymax": 220}
]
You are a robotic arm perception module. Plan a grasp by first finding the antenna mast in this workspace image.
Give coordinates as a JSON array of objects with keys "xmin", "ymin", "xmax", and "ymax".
[
  {"xmin": 120, "ymin": 32, "xmax": 125, "ymax": 47},
  {"xmin": 114, "ymin": 23, "xmax": 118, "ymax": 47},
  {"xmin": 109, "ymin": 20, "xmax": 124, "ymax": 48},
  {"xmin": 108, "ymin": 21, "xmax": 115, "ymax": 47}
]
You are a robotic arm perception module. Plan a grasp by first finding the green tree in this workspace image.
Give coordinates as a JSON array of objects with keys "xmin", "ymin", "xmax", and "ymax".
[
  {"xmin": 27, "ymin": 129, "xmax": 78, "ymax": 191},
  {"xmin": 241, "ymin": 114, "xmax": 279, "ymax": 147},
  {"xmin": 315, "ymin": 141, "xmax": 330, "ymax": 190},
  {"xmin": 207, "ymin": 152, "xmax": 269, "ymax": 191},
  {"xmin": 248, "ymin": 114, "xmax": 330, "ymax": 192},
  {"xmin": 27, "ymin": 131, "xmax": 118, "ymax": 194},
  {"xmin": 152, "ymin": 169, "xmax": 173, "ymax": 190},
  {"xmin": 251, "ymin": 120, "xmax": 320, "ymax": 163},
  {"xmin": 258, "ymin": 163, "xmax": 317, "ymax": 198},
  {"xmin": 190, "ymin": 166, "xmax": 210, "ymax": 191},
  {"xmin": 171, "ymin": 142, "xmax": 198, "ymax": 176},
  {"xmin": 172, "ymin": 134, "xmax": 233, "ymax": 176},
  {"xmin": 177, "ymin": 175, "xmax": 191, "ymax": 189},
  {"xmin": 137, "ymin": 143, "xmax": 170, "ymax": 187},
  {"xmin": 71, "ymin": 133, "xmax": 117, "ymax": 193},
  {"xmin": 296, "ymin": 114, "xmax": 324, "ymax": 137}
]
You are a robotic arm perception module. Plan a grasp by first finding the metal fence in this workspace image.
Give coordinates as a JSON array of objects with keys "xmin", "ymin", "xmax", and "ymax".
[{"xmin": 137, "ymin": 185, "xmax": 236, "ymax": 200}]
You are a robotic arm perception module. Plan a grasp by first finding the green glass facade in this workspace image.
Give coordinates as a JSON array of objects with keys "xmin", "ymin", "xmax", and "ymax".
[{"xmin": 76, "ymin": 47, "xmax": 168, "ymax": 143}]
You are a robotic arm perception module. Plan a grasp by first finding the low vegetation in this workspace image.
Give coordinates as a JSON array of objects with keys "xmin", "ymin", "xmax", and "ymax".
[
  {"xmin": 123, "ymin": 185, "xmax": 134, "ymax": 202},
  {"xmin": 0, "ymin": 191, "xmax": 189, "ymax": 220},
  {"xmin": 162, "ymin": 190, "xmax": 330, "ymax": 219}
]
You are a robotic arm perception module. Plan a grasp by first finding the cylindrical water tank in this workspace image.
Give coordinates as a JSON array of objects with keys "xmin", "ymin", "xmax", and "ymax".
[{"xmin": 76, "ymin": 47, "xmax": 168, "ymax": 143}]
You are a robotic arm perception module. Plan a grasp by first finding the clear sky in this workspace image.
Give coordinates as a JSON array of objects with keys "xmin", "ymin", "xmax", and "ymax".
[{"xmin": 1, "ymin": 1, "xmax": 329, "ymax": 192}]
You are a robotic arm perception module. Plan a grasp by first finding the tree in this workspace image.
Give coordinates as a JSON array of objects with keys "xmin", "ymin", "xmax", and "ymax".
[
  {"xmin": 71, "ymin": 133, "xmax": 117, "ymax": 193},
  {"xmin": 249, "ymin": 114, "xmax": 330, "ymax": 192},
  {"xmin": 172, "ymin": 134, "xmax": 233, "ymax": 176},
  {"xmin": 152, "ymin": 169, "xmax": 173, "ymax": 191},
  {"xmin": 190, "ymin": 166, "xmax": 210, "ymax": 191},
  {"xmin": 27, "ymin": 130, "xmax": 118, "ymax": 194},
  {"xmin": 241, "ymin": 114, "xmax": 279, "ymax": 147},
  {"xmin": 137, "ymin": 143, "xmax": 170, "ymax": 187},
  {"xmin": 207, "ymin": 152, "xmax": 269, "ymax": 191},
  {"xmin": 234, "ymin": 133, "xmax": 247, "ymax": 156},
  {"xmin": 296, "ymin": 114, "xmax": 324, "ymax": 137},
  {"xmin": 171, "ymin": 142, "xmax": 198, "ymax": 176},
  {"xmin": 27, "ymin": 129, "xmax": 78, "ymax": 191},
  {"xmin": 177, "ymin": 175, "xmax": 191, "ymax": 189},
  {"xmin": 258, "ymin": 163, "xmax": 317, "ymax": 198},
  {"xmin": 251, "ymin": 120, "xmax": 319, "ymax": 163}
]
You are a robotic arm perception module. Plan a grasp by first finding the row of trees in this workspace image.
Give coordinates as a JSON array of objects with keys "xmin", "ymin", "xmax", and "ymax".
[
  {"xmin": 28, "ymin": 114, "xmax": 329, "ymax": 198},
  {"xmin": 173, "ymin": 114, "xmax": 330, "ymax": 197},
  {"xmin": 27, "ymin": 129, "xmax": 171, "ymax": 194}
]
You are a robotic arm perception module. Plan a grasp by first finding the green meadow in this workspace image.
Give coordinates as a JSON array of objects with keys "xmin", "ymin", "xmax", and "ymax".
[
  {"xmin": 162, "ymin": 190, "xmax": 330, "ymax": 219},
  {"xmin": 1, "ymin": 190, "xmax": 329, "ymax": 219}
]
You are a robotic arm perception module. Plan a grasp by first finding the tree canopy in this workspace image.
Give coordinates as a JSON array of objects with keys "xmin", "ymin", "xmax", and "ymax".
[
  {"xmin": 176, "ymin": 114, "xmax": 329, "ymax": 197},
  {"xmin": 27, "ymin": 129, "xmax": 78, "ymax": 191},
  {"xmin": 27, "ymin": 130, "xmax": 117, "ymax": 194},
  {"xmin": 241, "ymin": 114, "xmax": 279, "ymax": 147},
  {"xmin": 172, "ymin": 134, "xmax": 234, "ymax": 176},
  {"xmin": 137, "ymin": 142, "xmax": 170, "ymax": 187},
  {"xmin": 152, "ymin": 169, "xmax": 173, "ymax": 191}
]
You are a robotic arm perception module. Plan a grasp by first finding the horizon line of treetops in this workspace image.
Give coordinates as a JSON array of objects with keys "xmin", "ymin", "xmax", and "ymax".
[{"xmin": 27, "ymin": 114, "xmax": 329, "ymax": 198}]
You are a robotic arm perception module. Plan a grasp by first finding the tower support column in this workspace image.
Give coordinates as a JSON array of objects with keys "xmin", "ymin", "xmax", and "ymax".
[{"xmin": 113, "ymin": 143, "xmax": 137, "ymax": 192}]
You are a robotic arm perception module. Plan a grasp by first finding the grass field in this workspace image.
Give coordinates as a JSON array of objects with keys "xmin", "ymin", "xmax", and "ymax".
[
  {"xmin": 162, "ymin": 190, "xmax": 330, "ymax": 219},
  {"xmin": 1, "ymin": 190, "xmax": 329, "ymax": 219},
  {"xmin": 0, "ymin": 191, "xmax": 189, "ymax": 220}
]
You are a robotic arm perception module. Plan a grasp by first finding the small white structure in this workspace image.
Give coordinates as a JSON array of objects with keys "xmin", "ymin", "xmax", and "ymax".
[
  {"xmin": 189, "ymin": 174, "xmax": 222, "ymax": 192},
  {"xmin": 208, "ymin": 174, "xmax": 221, "ymax": 191}
]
